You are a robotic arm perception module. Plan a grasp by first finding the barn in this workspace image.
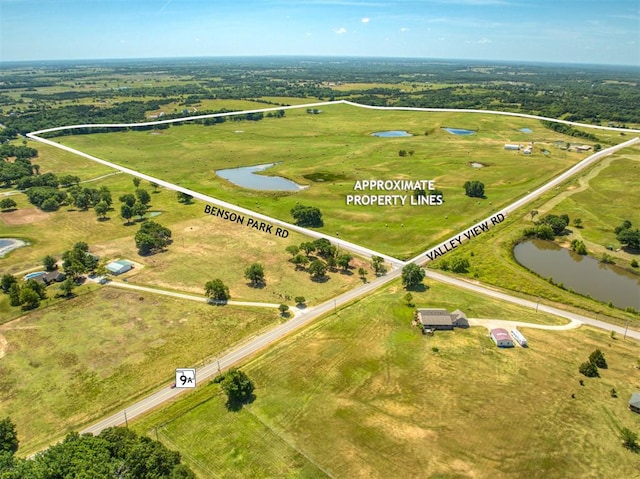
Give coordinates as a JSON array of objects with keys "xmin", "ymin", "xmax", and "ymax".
[
  {"xmin": 629, "ymin": 392, "xmax": 640, "ymax": 414},
  {"xmin": 490, "ymin": 328, "xmax": 514, "ymax": 348},
  {"xmin": 106, "ymin": 260, "xmax": 134, "ymax": 275}
]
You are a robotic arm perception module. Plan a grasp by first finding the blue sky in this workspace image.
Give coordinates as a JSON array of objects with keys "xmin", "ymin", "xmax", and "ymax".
[{"xmin": 1, "ymin": 0, "xmax": 638, "ymax": 65}]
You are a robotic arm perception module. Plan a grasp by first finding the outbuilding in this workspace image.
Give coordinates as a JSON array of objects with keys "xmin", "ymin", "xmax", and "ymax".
[
  {"xmin": 106, "ymin": 260, "xmax": 134, "ymax": 275},
  {"xmin": 629, "ymin": 392, "xmax": 640, "ymax": 414},
  {"xmin": 415, "ymin": 308, "xmax": 469, "ymax": 332},
  {"xmin": 490, "ymin": 328, "xmax": 514, "ymax": 348},
  {"xmin": 504, "ymin": 144, "xmax": 521, "ymax": 151}
]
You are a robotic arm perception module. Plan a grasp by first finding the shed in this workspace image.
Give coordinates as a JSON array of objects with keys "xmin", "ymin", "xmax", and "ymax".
[
  {"xmin": 629, "ymin": 392, "xmax": 640, "ymax": 414},
  {"xmin": 504, "ymin": 144, "xmax": 521, "ymax": 151},
  {"xmin": 106, "ymin": 260, "xmax": 134, "ymax": 275},
  {"xmin": 490, "ymin": 328, "xmax": 514, "ymax": 348},
  {"xmin": 510, "ymin": 329, "xmax": 528, "ymax": 347}
]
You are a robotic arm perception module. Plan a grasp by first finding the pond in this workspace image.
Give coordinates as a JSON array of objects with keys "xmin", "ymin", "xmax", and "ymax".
[
  {"xmin": 0, "ymin": 238, "xmax": 27, "ymax": 257},
  {"xmin": 513, "ymin": 239, "xmax": 640, "ymax": 309},
  {"xmin": 443, "ymin": 128, "xmax": 475, "ymax": 136},
  {"xmin": 520, "ymin": 128, "xmax": 533, "ymax": 133},
  {"xmin": 371, "ymin": 131, "xmax": 413, "ymax": 137},
  {"xmin": 216, "ymin": 163, "xmax": 305, "ymax": 191},
  {"xmin": 470, "ymin": 162, "xmax": 486, "ymax": 168}
]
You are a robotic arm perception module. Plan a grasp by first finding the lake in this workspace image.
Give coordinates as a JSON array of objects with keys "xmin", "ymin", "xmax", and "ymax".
[
  {"xmin": 371, "ymin": 131, "xmax": 413, "ymax": 137},
  {"xmin": 216, "ymin": 163, "xmax": 305, "ymax": 191},
  {"xmin": 443, "ymin": 128, "xmax": 475, "ymax": 136},
  {"xmin": 513, "ymin": 239, "xmax": 640, "ymax": 309}
]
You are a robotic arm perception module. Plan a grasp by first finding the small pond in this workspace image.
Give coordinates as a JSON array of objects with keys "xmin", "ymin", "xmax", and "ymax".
[
  {"xmin": 520, "ymin": 128, "xmax": 533, "ymax": 133},
  {"xmin": 216, "ymin": 163, "xmax": 305, "ymax": 191},
  {"xmin": 371, "ymin": 131, "xmax": 413, "ymax": 137},
  {"xmin": 443, "ymin": 128, "xmax": 475, "ymax": 136},
  {"xmin": 470, "ymin": 162, "xmax": 486, "ymax": 168},
  {"xmin": 0, "ymin": 238, "xmax": 27, "ymax": 257},
  {"xmin": 514, "ymin": 239, "xmax": 640, "ymax": 309}
]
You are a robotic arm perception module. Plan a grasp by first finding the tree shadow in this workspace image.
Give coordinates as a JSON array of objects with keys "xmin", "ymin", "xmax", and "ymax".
[
  {"xmin": 225, "ymin": 393, "xmax": 256, "ymax": 412},
  {"xmin": 311, "ymin": 275, "xmax": 330, "ymax": 283},
  {"xmin": 97, "ymin": 217, "xmax": 111, "ymax": 222},
  {"xmin": 406, "ymin": 283, "xmax": 428, "ymax": 293}
]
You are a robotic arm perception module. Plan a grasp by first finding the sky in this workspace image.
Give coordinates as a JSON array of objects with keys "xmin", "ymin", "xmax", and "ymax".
[{"xmin": 0, "ymin": 0, "xmax": 638, "ymax": 65}]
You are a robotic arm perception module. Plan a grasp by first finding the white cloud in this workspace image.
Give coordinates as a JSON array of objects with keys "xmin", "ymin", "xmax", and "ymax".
[
  {"xmin": 400, "ymin": 27, "xmax": 409, "ymax": 32},
  {"xmin": 336, "ymin": 27, "xmax": 347, "ymax": 34},
  {"xmin": 361, "ymin": 17, "xmax": 370, "ymax": 23},
  {"xmin": 467, "ymin": 37, "xmax": 492, "ymax": 44}
]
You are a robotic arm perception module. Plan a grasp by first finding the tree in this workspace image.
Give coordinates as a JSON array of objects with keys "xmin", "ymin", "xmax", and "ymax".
[
  {"xmin": 8, "ymin": 283, "xmax": 20, "ymax": 307},
  {"xmin": 371, "ymin": 256, "xmax": 387, "ymax": 276},
  {"xmin": 219, "ymin": 368, "xmax": 254, "ymax": 407},
  {"xmin": 308, "ymin": 259, "xmax": 327, "ymax": 280},
  {"xmin": 285, "ymin": 245, "xmax": 300, "ymax": 258},
  {"xmin": 463, "ymin": 180, "xmax": 485, "ymax": 198},
  {"xmin": 43, "ymin": 255, "xmax": 57, "ymax": 271},
  {"xmin": 132, "ymin": 177, "xmax": 141, "ymax": 188},
  {"xmin": 326, "ymin": 256, "xmax": 337, "ymax": 271},
  {"xmin": 571, "ymin": 239, "xmax": 587, "ymax": 255},
  {"xmin": 205, "ymin": 279, "xmax": 230, "ymax": 302},
  {"xmin": 59, "ymin": 278, "xmax": 75, "ymax": 297},
  {"xmin": 291, "ymin": 204, "xmax": 323, "ymax": 227},
  {"xmin": 135, "ymin": 188, "xmax": 151, "ymax": 206},
  {"xmin": 19, "ymin": 287, "xmax": 40, "ymax": 310},
  {"xmin": 177, "ymin": 191, "xmax": 193, "ymax": 204},
  {"xmin": 244, "ymin": 263, "xmax": 265, "ymax": 287},
  {"xmin": 337, "ymin": 253, "xmax": 353, "ymax": 271},
  {"xmin": 358, "ymin": 267, "xmax": 367, "ymax": 281},
  {"xmin": 589, "ymin": 349, "xmax": 607, "ymax": 369},
  {"xmin": 401, "ymin": 263, "xmax": 425, "ymax": 290},
  {"xmin": 0, "ymin": 417, "xmax": 19, "ymax": 455},
  {"xmin": 294, "ymin": 296, "xmax": 306, "ymax": 306},
  {"xmin": 1, "ymin": 274, "xmax": 17, "ymax": 293},
  {"xmin": 150, "ymin": 181, "xmax": 159, "ymax": 192},
  {"xmin": 621, "ymin": 427, "xmax": 639, "ymax": 451},
  {"xmin": 450, "ymin": 257, "xmax": 470, "ymax": 273},
  {"xmin": 404, "ymin": 292, "xmax": 414, "ymax": 307},
  {"xmin": 291, "ymin": 254, "xmax": 309, "ymax": 270},
  {"xmin": 40, "ymin": 197, "xmax": 60, "ymax": 211},
  {"xmin": 537, "ymin": 214, "xmax": 569, "ymax": 236},
  {"xmin": 300, "ymin": 242, "xmax": 315, "ymax": 256},
  {"xmin": 617, "ymin": 228, "xmax": 640, "ymax": 250},
  {"xmin": 121, "ymin": 203, "xmax": 134, "ymax": 224},
  {"xmin": 119, "ymin": 193, "xmax": 136, "ymax": 207},
  {"xmin": 578, "ymin": 361, "xmax": 599, "ymax": 378},
  {"xmin": 573, "ymin": 218, "xmax": 583, "ymax": 228},
  {"xmin": 313, "ymin": 238, "xmax": 334, "ymax": 258},
  {"xmin": 278, "ymin": 304, "xmax": 289, "ymax": 316},
  {"xmin": 135, "ymin": 221, "xmax": 171, "ymax": 255},
  {"xmin": 132, "ymin": 200, "xmax": 148, "ymax": 220},
  {"xmin": 94, "ymin": 200, "xmax": 109, "ymax": 220},
  {"xmin": 0, "ymin": 198, "xmax": 16, "ymax": 211}
]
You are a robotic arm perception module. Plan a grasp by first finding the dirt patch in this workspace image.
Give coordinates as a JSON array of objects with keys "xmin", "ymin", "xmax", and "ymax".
[
  {"xmin": 0, "ymin": 334, "xmax": 6, "ymax": 359},
  {"xmin": 0, "ymin": 208, "xmax": 49, "ymax": 225}
]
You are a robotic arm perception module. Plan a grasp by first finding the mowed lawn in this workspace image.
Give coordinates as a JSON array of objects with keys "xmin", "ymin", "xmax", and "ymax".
[
  {"xmin": 60, "ymin": 103, "xmax": 595, "ymax": 259},
  {"xmin": 0, "ymin": 287, "xmax": 280, "ymax": 455},
  {"xmin": 133, "ymin": 279, "xmax": 640, "ymax": 479}
]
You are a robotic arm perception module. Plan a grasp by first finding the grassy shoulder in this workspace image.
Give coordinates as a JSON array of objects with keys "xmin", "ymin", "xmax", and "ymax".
[
  {"xmin": 0, "ymin": 287, "xmax": 282, "ymax": 455},
  {"xmin": 60, "ymin": 103, "xmax": 598, "ymax": 259},
  {"xmin": 426, "ymin": 151, "xmax": 640, "ymax": 326},
  {"xmin": 131, "ymin": 279, "xmax": 640, "ymax": 479}
]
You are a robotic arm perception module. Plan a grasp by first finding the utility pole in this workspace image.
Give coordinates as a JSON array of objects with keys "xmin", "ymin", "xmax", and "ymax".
[
  {"xmin": 123, "ymin": 409, "xmax": 128, "ymax": 428},
  {"xmin": 624, "ymin": 319, "xmax": 630, "ymax": 339}
]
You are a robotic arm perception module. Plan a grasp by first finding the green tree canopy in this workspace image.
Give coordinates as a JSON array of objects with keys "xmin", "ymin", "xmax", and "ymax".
[
  {"xmin": 401, "ymin": 263, "xmax": 425, "ymax": 290},
  {"xmin": 205, "ymin": 279, "xmax": 230, "ymax": 302},
  {"xmin": 291, "ymin": 204, "xmax": 323, "ymax": 227},
  {"xmin": 219, "ymin": 368, "xmax": 255, "ymax": 408},
  {"xmin": 244, "ymin": 263, "xmax": 265, "ymax": 287},
  {"xmin": 135, "ymin": 221, "xmax": 171, "ymax": 255},
  {"xmin": 463, "ymin": 180, "xmax": 485, "ymax": 198},
  {"xmin": 0, "ymin": 418, "xmax": 19, "ymax": 455}
]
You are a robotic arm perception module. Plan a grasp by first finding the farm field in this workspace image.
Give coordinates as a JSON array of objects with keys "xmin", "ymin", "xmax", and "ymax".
[
  {"xmin": 0, "ymin": 287, "xmax": 280, "ymax": 455},
  {"xmin": 428, "ymin": 148, "xmax": 640, "ymax": 324},
  {"xmin": 133, "ymin": 279, "xmax": 640, "ymax": 478},
  {"xmin": 59, "ymin": 102, "xmax": 597, "ymax": 259}
]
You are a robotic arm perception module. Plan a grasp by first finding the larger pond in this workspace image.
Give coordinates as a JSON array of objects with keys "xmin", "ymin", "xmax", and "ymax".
[
  {"xmin": 215, "ymin": 163, "xmax": 304, "ymax": 191},
  {"xmin": 443, "ymin": 128, "xmax": 475, "ymax": 136},
  {"xmin": 0, "ymin": 238, "xmax": 26, "ymax": 257},
  {"xmin": 513, "ymin": 239, "xmax": 640, "ymax": 309}
]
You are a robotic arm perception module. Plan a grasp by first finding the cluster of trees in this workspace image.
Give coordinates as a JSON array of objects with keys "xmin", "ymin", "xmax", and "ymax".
[
  {"xmin": 285, "ymin": 238, "xmax": 354, "ymax": 280},
  {"xmin": 540, "ymin": 120, "xmax": 599, "ymax": 141},
  {"xmin": 463, "ymin": 180, "xmax": 485, "ymax": 198},
  {"xmin": 1, "ymin": 274, "xmax": 46, "ymax": 311},
  {"xmin": 290, "ymin": 204, "xmax": 323, "ymax": 227},
  {"xmin": 0, "ymin": 418, "xmax": 195, "ymax": 478},
  {"xmin": 615, "ymin": 220, "xmax": 640, "ymax": 251},
  {"xmin": 62, "ymin": 241, "xmax": 98, "ymax": 278},
  {"xmin": 0, "ymin": 144, "xmax": 38, "ymax": 188},
  {"xmin": 439, "ymin": 256, "xmax": 471, "ymax": 273},
  {"xmin": 578, "ymin": 349, "xmax": 607, "ymax": 378},
  {"xmin": 0, "ymin": 198, "xmax": 17, "ymax": 211},
  {"xmin": 570, "ymin": 239, "xmax": 588, "ymax": 255},
  {"xmin": 135, "ymin": 221, "xmax": 172, "ymax": 255},
  {"xmin": 120, "ymin": 180, "xmax": 154, "ymax": 223},
  {"xmin": 523, "ymin": 213, "xmax": 570, "ymax": 240}
]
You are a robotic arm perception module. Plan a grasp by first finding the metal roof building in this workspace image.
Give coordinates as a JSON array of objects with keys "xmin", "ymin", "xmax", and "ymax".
[
  {"xmin": 106, "ymin": 260, "xmax": 134, "ymax": 275},
  {"xmin": 490, "ymin": 328, "xmax": 514, "ymax": 348}
]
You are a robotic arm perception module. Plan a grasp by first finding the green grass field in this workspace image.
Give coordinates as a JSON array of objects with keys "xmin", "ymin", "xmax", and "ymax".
[
  {"xmin": 426, "ymin": 148, "xmax": 640, "ymax": 324},
  {"xmin": 0, "ymin": 287, "xmax": 282, "ymax": 455},
  {"xmin": 60, "ymin": 103, "xmax": 599, "ymax": 259},
  {"xmin": 133, "ymin": 279, "xmax": 640, "ymax": 478}
]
